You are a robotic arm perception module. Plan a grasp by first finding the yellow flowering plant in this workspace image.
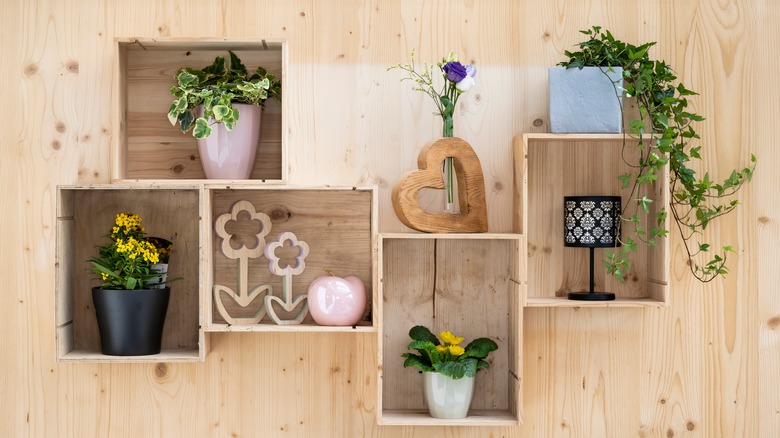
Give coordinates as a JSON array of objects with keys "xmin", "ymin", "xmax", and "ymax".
[
  {"xmin": 402, "ymin": 325, "xmax": 498, "ymax": 379},
  {"xmin": 90, "ymin": 213, "xmax": 167, "ymax": 290}
]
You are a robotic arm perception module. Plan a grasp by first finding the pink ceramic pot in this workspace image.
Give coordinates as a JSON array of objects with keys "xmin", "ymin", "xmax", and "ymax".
[
  {"xmin": 196, "ymin": 103, "xmax": 261, "ymax": 179},
  {"xmin": 307, "ymin": 276, "xmax": 366, "ymax": 326}
]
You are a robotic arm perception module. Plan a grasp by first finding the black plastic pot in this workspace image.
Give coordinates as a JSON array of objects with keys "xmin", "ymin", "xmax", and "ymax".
[{"xmin": 92, "ymin": 287, "xmax": 170, "ymax": 356}]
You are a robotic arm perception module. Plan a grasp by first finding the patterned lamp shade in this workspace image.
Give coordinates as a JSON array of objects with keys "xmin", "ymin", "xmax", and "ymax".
[
  {"xmin": 564, "ymin": 196, "xmax": 622, "ymax": 248},
  {"xmin": 563, "ymin": 196, "xmax": 621, "ymax": 301}
]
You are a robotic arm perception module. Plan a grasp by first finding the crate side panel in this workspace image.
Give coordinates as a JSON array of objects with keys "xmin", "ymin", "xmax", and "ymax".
[{"xmin": 56, "ymin": 216, "xmax": 74, "ymax": 326}]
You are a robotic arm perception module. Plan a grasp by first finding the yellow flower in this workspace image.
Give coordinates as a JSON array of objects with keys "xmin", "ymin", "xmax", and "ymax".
[
  {"xmin": 436, "ymin": 345, "xmax": 448, "ymax": 354},
  {"xmin": 101, "ymin": 273, "xmax": 109, "ymax": 281},
  {"xmin": 448, "ymin": 345, "xmax": 465, "ymax": 356},
  {"xmin": 439, "ymin": 331, "xmax": 464, "ymax": 346}
]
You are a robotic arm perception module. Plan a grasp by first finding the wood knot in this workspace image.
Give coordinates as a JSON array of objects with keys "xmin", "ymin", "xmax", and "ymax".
[
  {"xmin": 666, "ymin": 428, "xmax": 675, "ymax": 438},
  {"xmin": 269, "ymin": 208, "xmax": 291, "ymax": 221},
  {"xmin": 66, "ymin": 61, "xmax": 79, "ymax": 73},
  {"xmin": 758, "ymin": 216, "xmax": 770, "ymax": 224},
  {"xmin": 767, "ymin": 316, "xmax": 780, "ymax": 329},
  {"xmin": 51, "ymin": 140, "xmax": 61, "ymax": 150},
  {"xmin": 171, "ymin": 163, "xmax": 185, "ymax": 174},
  {"xmin": 24, "ymin": 63, "xmax": 38, "ymax": 76},
  {"xmin": 299, "ymin": 11, "xmax": 306, "ymax": 17},
  {"xmin": 154, "ymin": 363, "xmax": 169, "ymax": 379},
  {"xmin": 685, "ymin": 421, "xmax": 695, "ymax": 431},
  {"xmin": 493, "ymin": 181, "xmax": 504, "ymax": 191},
  {"xmin": 533, "ymin": 119, "xmax": 544, "ymax": 127},
  {"xmin": 56, "ymin": 122, "xmax": 66, "ymax": 133}
]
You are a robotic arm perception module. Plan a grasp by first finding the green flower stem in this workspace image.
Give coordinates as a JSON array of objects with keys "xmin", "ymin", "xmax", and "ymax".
[{"xmin": 442, "ymin": 116, "xmax": 456, "ymax": 212}]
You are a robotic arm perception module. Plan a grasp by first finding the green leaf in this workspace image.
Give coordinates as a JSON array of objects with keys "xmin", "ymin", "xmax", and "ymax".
[
  {"xmin": 462, "ymin": 337, "xmax": 498, "ymax": 359},
  {"xmin": 407, "ymin": 340, "xmax": 440, "ymax": 365},
  {"xmin": 440, "ymin": 95, "xmax": 454, "ymax": 116},
  {"xmin": 402, "ymin": 353, "xmax": 434, "ymax": 372},
  {"xmin": 638, "ymin": 196, "xmax": 653, "ymax": 213},
  {"xmin": 228, "ymin": 50, "xmax": 248, "ymax": 77},
  {"xmin": 617, "ymin": 172, "xmax": 632, "ymax": 189},
  {"xmin": 90, "ymin": 260, "xmax": 120, "ymax": 279},
  {"xmin": 434, "ymin": 359, "xmax": 478, "ymax": 379},
  {"xmin": 201, "ymin": 56, "xmax": 225, "ymax": 76},
  {"xmin": 409, "ymin": 326, "xmax": 440, "ymax": 345},
  {"xmin": 193, "ymin": 118, "xmax": 211, "ymax": 139},
  {"xmin": 212, "ymin": 105, "xmax": 230, "ymax": 121},
  {"xmin": 176, "ymin": 71, "xmax": 199, "ymax": 88},
  {"xmin": 177, "ymin": 110, "xmax": 194, "ymax": 132}
]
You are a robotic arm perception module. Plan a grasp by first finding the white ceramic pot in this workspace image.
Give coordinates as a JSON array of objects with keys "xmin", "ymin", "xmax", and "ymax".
[
  {"xmin": 197, "ymin": 103, "xmax": 262, "ymax": 179},
  {"xmin": 423, "ymin": 372, "xmax": 475, "ymax": 419}
]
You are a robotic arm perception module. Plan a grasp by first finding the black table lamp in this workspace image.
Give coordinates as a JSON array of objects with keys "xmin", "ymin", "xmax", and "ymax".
[{"xmin": 563, "ymin": 196, "xmax": 622, "ymax": 301}]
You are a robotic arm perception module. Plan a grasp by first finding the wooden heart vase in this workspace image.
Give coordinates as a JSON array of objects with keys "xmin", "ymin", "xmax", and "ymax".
[{"xmin": 392, "ymin": 137, "xmax": 488, "ymax": 233}]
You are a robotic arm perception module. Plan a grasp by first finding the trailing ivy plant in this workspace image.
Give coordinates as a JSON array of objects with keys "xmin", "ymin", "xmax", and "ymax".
[
  {"xmin": 559, "ymin": 26, "xmax": 756, "ymax": 282},
  {"xmin": 168, "ymin": 51, "xmax": 281, "ymax": 139}
]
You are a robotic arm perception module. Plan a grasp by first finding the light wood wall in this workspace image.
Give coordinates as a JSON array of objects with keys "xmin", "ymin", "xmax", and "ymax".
[{"xmin": 2, "ymin": 0, "xmax": 776, "ymax": 436}]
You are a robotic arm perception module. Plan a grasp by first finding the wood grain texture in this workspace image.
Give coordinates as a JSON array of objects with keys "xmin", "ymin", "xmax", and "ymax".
[
  {"xmin": 2, "ymin": 0, "xmax": 775, "ymax": 436},
  {"xmin": 391, "ymin": 137, "xmax": 489, "ymax": 233}
]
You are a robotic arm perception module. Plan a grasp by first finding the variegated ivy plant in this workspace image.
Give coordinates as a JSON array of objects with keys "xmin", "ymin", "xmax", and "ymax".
[{"xmin": 167, "ymin": 51, "xmax": 281, "ymax": 139}]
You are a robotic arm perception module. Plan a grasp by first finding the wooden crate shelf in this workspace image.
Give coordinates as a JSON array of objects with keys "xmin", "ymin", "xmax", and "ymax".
[
  {"xmin": 377, "ymin": 233, "xmax": 523, "ymax": 426},
  {"xmin": 514, "ymin": 133, "xmax": 670, "ymax": 307},
  {"xmin": 204, "ymin": 185, "xmax": 378, "ymax": 332},
  {"xmin": 56, "ymin": 184, "xmax": 206, "ymax": 362},
  {"xmin": 113, "ymin": 37, "xmax": 286, "ymax": 183}
]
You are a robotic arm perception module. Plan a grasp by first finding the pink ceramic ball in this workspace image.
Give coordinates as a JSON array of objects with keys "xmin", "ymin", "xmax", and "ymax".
[{"xmin": 307, "ymin": 276, "xmax": 366, "ymax": 326}]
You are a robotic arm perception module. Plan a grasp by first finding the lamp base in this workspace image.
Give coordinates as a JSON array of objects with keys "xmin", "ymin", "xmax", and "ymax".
[{"xmin": 567, "ymin": 292, "xmax": 616, "ymax": 301}]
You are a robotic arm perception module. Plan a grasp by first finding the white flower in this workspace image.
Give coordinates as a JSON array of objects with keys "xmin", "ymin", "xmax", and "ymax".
[{"xmin": 455, "ymin": 75, "xmax": 475, "ymax": 93}]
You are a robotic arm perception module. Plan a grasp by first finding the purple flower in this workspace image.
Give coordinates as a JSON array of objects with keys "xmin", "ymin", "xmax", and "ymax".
[
  {"xmin": 442, "ymin": 61, "xmax": 467, "ymax": 83},
  {"xmin": 465, "ymin": 64, "xmax": 477, "ymax": 78}
]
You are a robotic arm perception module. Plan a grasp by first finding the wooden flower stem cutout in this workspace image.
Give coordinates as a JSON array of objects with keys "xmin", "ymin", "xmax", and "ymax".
[
  {"xmin": 263, "ymin": 232, "xmax": 310, "ymax": 325},
  {"xmin": 213, "ymin": 200, "xmax": 273, "ymax": 325},
  {"xmin": 392, "ymin": 137, "xmax": 488, "ymax": 233}
]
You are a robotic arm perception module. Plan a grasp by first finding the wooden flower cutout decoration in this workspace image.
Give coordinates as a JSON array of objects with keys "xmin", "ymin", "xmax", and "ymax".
[
  {"xmin": 213, "ymin": 200, "xmax": 273, "ymax": 325},
  {"xmin": 215, "ymin": 200, "xmax": 272, "ymax": 259},
  {"xmin": 263, "ymin": 231, "xmax": 310, "ymax": 325},
  {"xmin": 264, "ymin": 231, "xmax": 310, "ymax": 277}
]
